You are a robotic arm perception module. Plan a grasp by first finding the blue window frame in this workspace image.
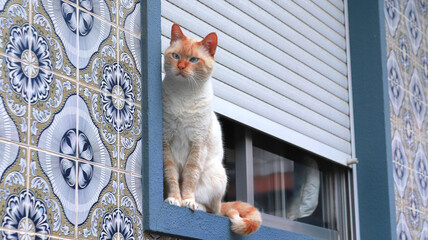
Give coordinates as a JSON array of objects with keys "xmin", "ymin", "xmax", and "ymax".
[{"xmin": 141, "ymin": 0, "xmax": 397, "ymax": 239}]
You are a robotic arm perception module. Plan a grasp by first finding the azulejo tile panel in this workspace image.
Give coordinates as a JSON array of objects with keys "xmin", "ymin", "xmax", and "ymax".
[
  {"xmin": 0, "ymin": 0, "xmax": 143, "ymax": 239},
  {"xmin": 387, "ymin": 0, "xmax": 428, "ymax": 237}
]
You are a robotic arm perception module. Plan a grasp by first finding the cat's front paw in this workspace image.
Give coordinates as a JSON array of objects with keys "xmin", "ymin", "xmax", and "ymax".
[
  {"xmin": 165, "ymin": 197, "xmax": 182, "ymax": 207},
  {"xmin": 182, "ymin": 199, "xmax": 205, "ymax": 211}
]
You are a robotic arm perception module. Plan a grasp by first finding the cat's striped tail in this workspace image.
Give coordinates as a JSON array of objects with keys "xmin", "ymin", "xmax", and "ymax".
[{"xmin": 220, "ymin": 201, "xmax": 262, "ymax": 235}]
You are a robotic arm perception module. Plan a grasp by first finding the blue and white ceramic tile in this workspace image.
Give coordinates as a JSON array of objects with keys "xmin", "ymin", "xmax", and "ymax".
[
  {"xmin": 77, "ymin": 165, "xmax": 113, "ymax": 226},
  {"xmin": 388, "ymin": 49, "xmax": 406, "ymax": 116},
  {"xmin": 0, "ymin": 55, "xmax": 31, "ymax": 143},
  {"xmin": 397, "ymin": 212, "xmax": 413, "ymax": 239},
  {"xmin": 30, "ymin": 150, "xmax": 75, "ymax": 238},
  {"xmin": 119, "ymin": 29, "xmax": 142, "ymax": 106},
  {"xmin": 120, "ymin": 1, "xmax": 141, "ymax": 35},
  {"xmin": 405, "ymin": 0, "xmax": 423, "ymax": 56},
  {"xmin": 32, "ymin": 75, "xmax": 77, "ymax": 151},
  {"xmin": 79, "ymin": 86, "xmax": 117, "ymax": 168},
  {"xmin": 0, "ymin": 146, "xmax": 28, "ymax": 232},
  {"xmin": 83, "ymin": 0, "xmax": 117, "ymax": 24},
  {"xmin": 413, "ymin": 144, "xmax": 428, "ymax": 206},
  {"xmin": 78, "ymin": 169, "xmax": 119, "ymax": 240},
  {"xmin": 409, "ymin": 68, "xmax": 426, "ymax": 129},
  {"xmin": 79, "ymin": 23, "xmax": 118, "ymax": 90},
  {"xmin": 119, "ymin": 173, "xmax": 144, "ymax": 240},
  {"xmin": 119, "ymin": 108, "xmax": 142, "ymax": 173},
  {"xmin": 393, "ymin": 130, "xmax": 411, "ymax": 198},
  {"xmin": 34, "ymin": 0, "xmax": 78, "ymax": 77},
  {"xmin": 385, "ymin": 0, "xmax": 401, "ymax": 37}
]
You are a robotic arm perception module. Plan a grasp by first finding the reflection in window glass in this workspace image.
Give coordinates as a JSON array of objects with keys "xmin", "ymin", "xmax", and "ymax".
[{"xmin": 253, "ymin": 146, "xmax": 325, "ymax": 227}]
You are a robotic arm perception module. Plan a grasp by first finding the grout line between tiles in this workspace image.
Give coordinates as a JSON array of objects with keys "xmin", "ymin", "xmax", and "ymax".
[
  {"xmin": 0, "ymin": 137, "xmax": 142, "ymax": 178},
  {"xmin": 0, "ymin": 227, "xmax": 75, "ymax": 240},
  {"xmin": 75, "ymin": 4, "xmax": 80, "ymax": 238}
]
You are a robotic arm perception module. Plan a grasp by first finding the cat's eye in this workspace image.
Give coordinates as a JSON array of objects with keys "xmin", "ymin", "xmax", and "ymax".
[
  {"xmin": 172, "ymin": 53, "xmax": 180, "ymax": 59},
  {"xmin": 189, "ymin": 57, "xmax": 199, "ymax": 63}
]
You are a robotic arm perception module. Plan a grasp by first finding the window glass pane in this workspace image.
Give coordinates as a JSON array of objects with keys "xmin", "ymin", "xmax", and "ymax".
[
  {"xmin": 221, "ymin": 116, "xmax": 236, "ymax": 202},
  {"xmin": 252, "ymin": 133, "xmax": 332, "ymax": 229}
]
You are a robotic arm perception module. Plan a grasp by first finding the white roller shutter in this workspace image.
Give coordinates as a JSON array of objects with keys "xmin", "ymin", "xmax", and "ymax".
[{"xmin": 161, "ymin": 0, "xmax": 352, "ymax": 165}]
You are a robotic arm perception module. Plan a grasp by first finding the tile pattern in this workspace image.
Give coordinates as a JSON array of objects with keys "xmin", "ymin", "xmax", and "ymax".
[
  {"xmin": 0, "ymin": 0, "xmax": 143, "ymax": 239},
  {"xmin": 386, "ymin": 0, "xmax": 428, "ymax": 238}
]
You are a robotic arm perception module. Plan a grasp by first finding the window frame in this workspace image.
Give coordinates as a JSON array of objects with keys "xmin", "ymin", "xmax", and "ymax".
[{"xmin": 141, "ymin": 0, "xmax": 397, "ymax": 239}]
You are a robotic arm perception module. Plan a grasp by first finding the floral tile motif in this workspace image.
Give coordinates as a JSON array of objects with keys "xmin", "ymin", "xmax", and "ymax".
[
  {"xmin": 405, "ymin": 0, "xmax": 423, "ymax": 55},
  {"xmin": 409, "ymin": 68, "xmax": 426, "ymax": 129},
  {"xmin": 393, "ymin": 130, "xmax": 410, "ymax": 198},
  {"xmin": 404, "ymin": 187, "xmax": 422, "ymax": 230},
  {"xmin": 413, "ymin": 145, "xmax": 428, "ymax": 206},
  {"xmin": 30, "ymin": 150, "xmax": 75, "ymax": 238},
  {"xmin": 119, "ymin": 29, "xmax": 142, "ymax": 106},
  {"xmin": 398, "ymin": 34, "xmax": 413, "ymax": 73},
  {"xmin": 79, "ymin": 9, "xmax": 116, "ymax": 72},
  {"xmin": 385, "ymin": 0, "xmax": 401, "ymax": 37},
  {"xmin": 83, "ymin": 0, "xmax": 117, "ymax": 24},
  {"xmin": 31, "ymin": 75, "xmax": 77, "ymax": 150},
  {"xmin": 34, "ymin": 0, "xmax": 77, "ymax": 78},
  {"xmin": 119, "ymin": 106, "xmax": 141, "ymax": 173},
  {"xmin": 397, "ymin": 212, "xmax": 413, "ymax": 239},
  {"xmin": 78, "ymin": 169, "xmax": 118, "ymax": 240},
  {"xmin": 0, "ymin": 146, "xmax": 28, "ymax": 231},
  {"xmin": 118, "ymin": 173, "xmax": 143, "ymax": 240},
  {"xmin": 77, "ymin": 165, "xmax": 113, "ymax": 226},
  {"xmin": 79, "ymin": 87, "xmax": 117, "ymax": 168},
  {"xmin": 388, "ymin": 49, "xmax": 406, "ymax": 116},
  {"xmin": 79, "ymin": 23, "xmax": 118, "ymax": 90},
  {"xmin": 0, "ymin": 55, "xmax": 31, "ymax": 143},
  {"xmin": 120, "ymin": 1, "xmax": 141, "ymax": 35}
]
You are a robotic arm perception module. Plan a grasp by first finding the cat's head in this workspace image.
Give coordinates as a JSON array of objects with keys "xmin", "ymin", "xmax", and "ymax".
[{"xmin": 164, "ymin": 24, "xmax": 217, "ymax": 82}]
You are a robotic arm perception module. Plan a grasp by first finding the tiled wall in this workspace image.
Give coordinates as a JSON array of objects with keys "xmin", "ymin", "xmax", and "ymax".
[
  {"xmin": 385, "ymin": 0, "xmax": 428, "ymax": 238},
  {"xmin": 0, "ymin": 0, "xmax": 146, "ymax": 239}
]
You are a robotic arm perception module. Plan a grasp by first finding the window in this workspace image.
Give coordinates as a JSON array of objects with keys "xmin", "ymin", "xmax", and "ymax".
[{"xmin": 221, "ymin": 116, "xmax": 354, "ymax": 239}]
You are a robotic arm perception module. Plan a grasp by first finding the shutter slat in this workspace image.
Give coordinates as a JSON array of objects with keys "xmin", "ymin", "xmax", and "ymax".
[
  {"xmin": 328, "ymin": 0, "xmax": 345, "ymax": 11},
  {"xmin": 250, "ymin": 0, "xmax": 346, "ymax": 62},
  {"xmin": 293, "ymin": 0, "xmax": 345, "ymax": 36},
  {"xmin": 312, "ymin": 0, "xmax": 345, "ymax": 24}
]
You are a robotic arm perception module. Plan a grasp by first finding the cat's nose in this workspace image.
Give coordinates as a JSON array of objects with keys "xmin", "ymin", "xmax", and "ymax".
[{"xmin": 177, "ymin": 60, "xmax": 188, "ymax": 70}]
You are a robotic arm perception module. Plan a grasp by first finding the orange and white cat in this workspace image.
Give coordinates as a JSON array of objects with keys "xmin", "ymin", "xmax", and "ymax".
[{"xmin": 162, "ymin": 24, "xmax": 261, "ymax": 235}]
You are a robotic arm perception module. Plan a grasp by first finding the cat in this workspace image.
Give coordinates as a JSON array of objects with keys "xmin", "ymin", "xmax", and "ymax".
[{"xmin": 162, "ymin": 23, "xmax": 262, "ymax": 235}]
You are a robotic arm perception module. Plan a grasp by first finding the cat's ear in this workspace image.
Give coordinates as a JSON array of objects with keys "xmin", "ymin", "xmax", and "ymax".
[
  {"xmin": 171, "ymin": 23, "xmax": 185, "ymax": 44},
  {"xmin": 201, "ymin": 32, "xmax": 217, "ymax": 57}
]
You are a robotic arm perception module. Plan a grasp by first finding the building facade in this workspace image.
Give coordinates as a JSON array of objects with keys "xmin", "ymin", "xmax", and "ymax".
[{"xmin": 0, "ymin": 0, "xmax": 425, "ymax": 239}]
